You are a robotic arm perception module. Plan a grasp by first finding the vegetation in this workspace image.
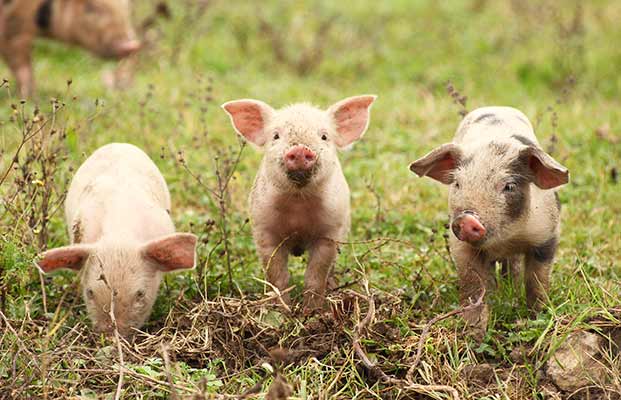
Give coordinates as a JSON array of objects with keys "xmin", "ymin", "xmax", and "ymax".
[{"xmin": 1, "ymin": 0, "xmax": 620, "ymax": 398}]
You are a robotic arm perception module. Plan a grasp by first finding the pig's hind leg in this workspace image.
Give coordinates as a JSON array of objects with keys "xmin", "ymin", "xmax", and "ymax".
[
  {"xmin": 524, "ymin": 236, "xmax": 558, "ymax": 310},
  {"xmin": 303, "ymin": 238, "xmax": 338, "ymax": 312}
]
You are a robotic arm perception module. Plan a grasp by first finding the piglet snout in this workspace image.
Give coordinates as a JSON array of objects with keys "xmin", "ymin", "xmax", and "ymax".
[
  {"xmin": 114, "ymin": 39, "xmax": 141, "ymax": 58},
  {"xmin": 284, "ymin": 145, "xmax": 317, "ymax": 171},
  {"xmin": 452, "ymin": 213, "xmax": 487, "ymax": 244}
]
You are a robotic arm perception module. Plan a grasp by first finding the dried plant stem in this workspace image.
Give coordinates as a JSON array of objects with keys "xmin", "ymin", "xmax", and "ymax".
[
  {"xmin": 97, "ymin": 262, "xmax": 125, "ymax": 400},
  {"xmin": 161, "ymin": 343, "xmax": 179, "ymax": 400}
]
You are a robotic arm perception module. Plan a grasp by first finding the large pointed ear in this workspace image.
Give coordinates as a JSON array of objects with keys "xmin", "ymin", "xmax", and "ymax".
[
  {"xmin": 409, "ymin": 143, "xmax": 463, "ymax": 184},
  {"xmin": 36, "ymin": 245, "xmax": 94, "ymax": 274},
  {"xmin": 142, "ymin": 233, "xmax": 197, "ymax": 272},
  {"xmin": 221, "ymin": 99, "xmax": 275, "ymax": 146},
  {"xmin": 327, "ymin": 95, "xmax": 377, "ymax": 148},
  {"xmin": 520, "ymin": 146, "xmax": 569, "ymax": 189}
]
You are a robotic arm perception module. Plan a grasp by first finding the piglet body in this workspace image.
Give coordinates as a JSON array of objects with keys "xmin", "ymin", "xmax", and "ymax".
[
  {"xmin": 410, "ymin": 107, "xmax": 569, "ymax": 333},
  {"xmin": 0, "ymin": 0, "xmax": 140, "ymax": 97},
  {"xmin": 223, "ymin": 96, "xmax": 376, "ymax": 311},
  {"xmin": 37, "ymin": 143, "xmax": 196, "ymax": 336}
]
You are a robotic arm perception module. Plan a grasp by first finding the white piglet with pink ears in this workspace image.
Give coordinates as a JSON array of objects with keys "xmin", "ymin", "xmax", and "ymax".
[
  {"xmin": 36, "ymin": 143, "xmax": 197, "ymax": 337},
  {"xmin": 222, "ymin": 95, "xmax": 377, "ymax": 312}
]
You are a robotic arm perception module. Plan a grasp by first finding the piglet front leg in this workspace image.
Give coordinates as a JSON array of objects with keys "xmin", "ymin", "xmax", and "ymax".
[
  {"xmin": 258, "ymin": 238, "xmax": 291, "ymax": 306},
  {"xmin": 303, "ymin": 238, "xmax": 338, "ymax": 313},
  {"xmin": 3, "ymin": 36, "xmax": 34, "ymax": 98},
  {"xmin": 451, "ymin": 239, "xmax": 492, "ymax": 336}
]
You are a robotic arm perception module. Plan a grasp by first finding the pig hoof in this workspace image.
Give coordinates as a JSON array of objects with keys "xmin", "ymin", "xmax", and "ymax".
[
  {"xmin": 467, "ymin": 325, "xmax": 487, "ymax": 343},
  {"xmin": 462, "ymin": 304, "xmax": 489, "ymax": 331},
  {"xmin": 302, "ymin": 295, "xmax": 326, "ymax": 315}
]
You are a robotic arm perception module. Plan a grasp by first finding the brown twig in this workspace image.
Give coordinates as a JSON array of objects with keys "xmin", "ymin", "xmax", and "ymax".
[{"xmin": 161, "ymin": 343, "xmax": 179, "ymax": 400}]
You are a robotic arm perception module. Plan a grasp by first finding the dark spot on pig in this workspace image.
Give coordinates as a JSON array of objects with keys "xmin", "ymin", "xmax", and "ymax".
[
  {"xmin": 488, "ymin": 142, "xmax": 510, "ymax": 156},
  {"xmin": 507, "ymin": 151, "xmax": 533, "ymax": 180},
  {"xmin": 511, "ymin": 134, "xmax": 536, "ymax": 147},
  {"xmin": 460, "ymin": 155, "xmax": 474, "ymax": 167},
  {"xmin": 474, "ymin": 113, "xmax": 494, "ymax": 123},
  {"xmin": 474, "ymin": 113, "xmax": 502, "ymax": 125},
  {"xmin": 504, "ymin": 185, "xmax": 528, "ymax": 219},
  {"xmin": 291, "ymin": 245, "xmax": 304, "ymax": 257},
  {"xmin": 36, "ymin": 0, "xmax": 52, "ymax": 31},
  {"xmin": 72, "ymin": 220, "xmax": 83, "ymax": 243},
  {"xmin": 530, "ymin": 236, "xmax": 558, "ymax": 263},
  {"xmin": 554, "ymin": 192, "xmax": 561, "ymax": 210},
  {"xmin": 504, "ymin": 156, "xmax": 533, "ymax": 219}
]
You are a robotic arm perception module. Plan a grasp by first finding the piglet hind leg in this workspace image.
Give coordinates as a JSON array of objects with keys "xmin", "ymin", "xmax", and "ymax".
[
  {"xmin": 259, "ymin": 243, "xmax": 291, "ymax": 306},
  {"xmin": 303, "ymin": 238, "xmax": 338, "ymax": 313},
  {"xmin": 524, "ymin": 237, "xmax": 557, "ymax": 311}
]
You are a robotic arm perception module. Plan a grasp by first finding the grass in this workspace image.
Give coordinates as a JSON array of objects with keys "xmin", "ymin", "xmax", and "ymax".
[{"xmin": 1, "ymin": 0, "xmax": 621, "ymax": 398}]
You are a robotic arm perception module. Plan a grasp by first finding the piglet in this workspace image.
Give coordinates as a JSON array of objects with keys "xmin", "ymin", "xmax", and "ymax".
[
  {"xmin": 1, "ymin": 0, "xmax": 140, "ymax": 97},
  {"xmin": 36, "ymin": 143, "xmax": 197, "ymax": 337},
  {"xmin": 409, "ymin": 107, "xmax": 569, "ymax": 333},
  {"xmin": 222, "ymin": 95, "xmax": 377, "ymax": 312}
]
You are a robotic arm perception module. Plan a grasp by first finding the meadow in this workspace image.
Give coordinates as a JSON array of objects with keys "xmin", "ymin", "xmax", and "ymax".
[{"xmin": 1, "ymin": 1, "xmax": 621, "ymax": 398}]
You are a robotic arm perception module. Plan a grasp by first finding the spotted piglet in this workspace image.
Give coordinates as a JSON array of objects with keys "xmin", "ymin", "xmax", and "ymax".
[
  {"xmin": 409, "ymin": 107, "xmax": 569, "ymax": 333},
  {"xmin": 222, "ymin": 95, "xmax": 377, "ymax": 312},
  {"xmin": 36, "ymin": 143, "xmax": 197, "ymax": 337}
]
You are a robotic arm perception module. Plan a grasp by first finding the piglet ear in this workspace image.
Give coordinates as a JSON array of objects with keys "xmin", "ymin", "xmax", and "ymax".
[
  {"xmin": 328, "ymin": 95, "xmax": 377, "ymax": 148},
  {"xmin": 221, "ymin": 99, "xmax": 275, "ymax": 146},
  {"xmin": 409, "ymin": 143, "xmax": 463, "ymax": 185},
  {"xmin": 521, "ymin": 146, "xmax": 569, "ymax": 189},
  {"xmin": 142, "ymin": 233, "xmax": 197, "ymax": 272},
  {"xmin": 36, "ymin": 245, "xmax": 93, "ymax": 274}
]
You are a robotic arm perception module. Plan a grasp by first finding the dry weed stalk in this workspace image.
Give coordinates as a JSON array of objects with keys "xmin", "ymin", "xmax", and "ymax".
[
  {"xmin": 1, "ymin": 98, "xmax": 69, "ymax": 249},
  {"xmin": 177, "ymin": 141, "xmax": 246, "ymax": 292},
  {"xmin": 446, "ymin": 81, "xmax": 468, "ymax": 118}
]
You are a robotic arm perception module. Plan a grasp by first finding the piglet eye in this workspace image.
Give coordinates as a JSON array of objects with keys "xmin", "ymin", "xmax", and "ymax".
[
  {"xmin": 135, "ymin": 290, "xmax": 145, "ymax": 300},
  {"xmin": 454, "ymin": 181, "xmax": 460, "ymax": 189},
  {"xmin": 86, "ymin": 288, "xmax": 94, "ymax": 299},
  {"xmin": 503, "ymin": 183, "xmax": 517, "ymax": 193},
  {"xmin": 273, "ymin": 132, "xmax": 280, "ymax": 140},
  {"xmin": 321, "ymin": 134, "xmax": 328, "ymax": 141}
]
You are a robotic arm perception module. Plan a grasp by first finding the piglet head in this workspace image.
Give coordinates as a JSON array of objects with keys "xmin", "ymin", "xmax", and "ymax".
[
  {"xmin": 222, "ymin": 95, "xmax": 376, "ymax": 189},
  {"xmin": 62, "ymin": 0, "xmax": 141, "ymax": 59},
  {"xmin": 36, "ymin": 233, "xmax": 197, "ymax": 337},
  {"xmin": 409, "ymin": 142, "xmax": 568, "ymax": 247}
]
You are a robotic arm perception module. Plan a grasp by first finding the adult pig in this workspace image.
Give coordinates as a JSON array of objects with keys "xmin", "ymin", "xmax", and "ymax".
[
  {"xmin": 36, "ymin": 143, "xmax": 196, "ymax": 337},
  {"xmin": 409, "ymin": 107, "xmax": 569, "ymax": 333},
  {"xmin": 222, "ymin": 95, "xmax": 377, "ymax": 312}
]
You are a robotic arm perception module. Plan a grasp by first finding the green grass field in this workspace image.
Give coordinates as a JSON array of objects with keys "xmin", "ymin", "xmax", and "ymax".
[{"xmin": 1, "ymin": 1, "xmax": 621, "ymax": 398}]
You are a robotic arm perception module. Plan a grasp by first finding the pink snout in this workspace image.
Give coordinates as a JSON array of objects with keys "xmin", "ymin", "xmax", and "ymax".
[
  {"xmin": 114, "ymin": 39, "xmax": 142, "ymax": 58},
  {"xmin": 284, "ymin": 145, "xmax": 317, "ymax": 171},
  {"xmin": 452, "ymin": 213, "xmax": 487, "ymax": 244}
]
